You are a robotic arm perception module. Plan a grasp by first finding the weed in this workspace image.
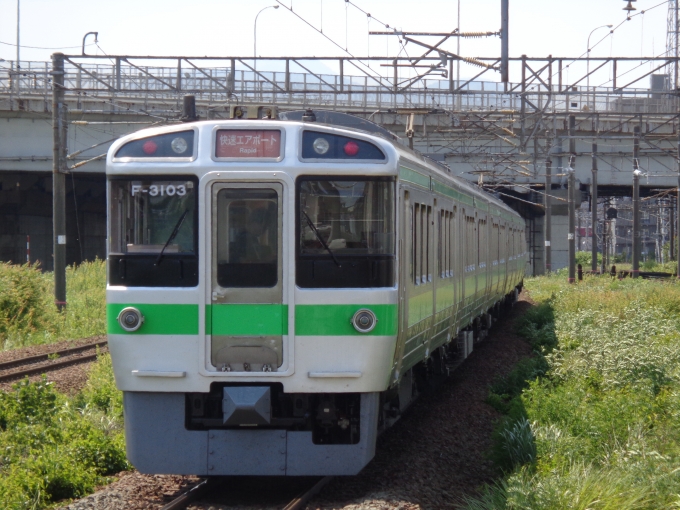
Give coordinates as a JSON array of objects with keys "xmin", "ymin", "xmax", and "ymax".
[
  {"xmin": 468, "ymin": 275, "xmax": 680, "ymax": 509},
  {"xmin": 0, "ymin": 357, "xmax": 128, "ymax": 509},
  {"xmin": 0, "ymin": 260, "xmax": 106, "ymax": 350}
]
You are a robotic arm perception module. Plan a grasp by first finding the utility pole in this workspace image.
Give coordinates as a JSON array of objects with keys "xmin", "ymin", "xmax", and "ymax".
[
  {"xmin": 577, "ymin": 206, "xmax": 581, "ymax": 253},
  {"xmin": 52, "ymin": 53, "xmax": 67, "ymax": 310},
  {"xmin": 545, "ymin": 155, "xmax": 552, "ymax": 273},
  {"xmin": 501, "ymin": 0, "xmax": 509, "ymax": 84},
  {"xmin": 677, "ymin": 126, "xmax": 680, "ymax": 278},
  {"xmin": 16, "ymin": 0, "xmax": 20, "ymax": 70},
  {"xmin": 568, "ymin": 114, "xmax": 576, "ymax": 283},
  {"xmin": 591, "ymin": 143, "xmax": 598, "ymax": 272},
  {"xmin": 632, "ymin": 125, "xmax": 641, "ymax": 278},
  {"xmin": 671, "ymin": 196, "xmax": 675, "ymax": 261}
]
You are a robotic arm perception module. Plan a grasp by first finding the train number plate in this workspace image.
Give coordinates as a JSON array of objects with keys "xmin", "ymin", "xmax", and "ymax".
[{"xmin": 215, "ymin": 129, "xmax": 281, "ymax": 158}]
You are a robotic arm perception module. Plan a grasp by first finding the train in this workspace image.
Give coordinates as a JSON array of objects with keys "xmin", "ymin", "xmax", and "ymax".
[{"xmin": 106, "ymin": 108, "xmax": 526, "ymax": 476}]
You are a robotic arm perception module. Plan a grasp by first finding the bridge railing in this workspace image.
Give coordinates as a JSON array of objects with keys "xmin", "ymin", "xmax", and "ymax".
[{"xmin": 0, "ymin": 57, "xmax": 677, "ymax": 115}]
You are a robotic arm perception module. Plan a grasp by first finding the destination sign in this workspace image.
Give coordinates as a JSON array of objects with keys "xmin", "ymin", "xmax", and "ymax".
[{"xmin": 215, "ymin": 129, "xmax": 281, "ymax": 158}]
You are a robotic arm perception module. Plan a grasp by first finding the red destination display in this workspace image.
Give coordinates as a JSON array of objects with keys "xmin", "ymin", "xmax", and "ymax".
[{"xmin": 215, "ymin": 129, "xmax": 281, "ymax": 158}]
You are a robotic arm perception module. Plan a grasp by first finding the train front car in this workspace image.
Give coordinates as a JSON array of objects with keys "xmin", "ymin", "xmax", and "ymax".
[{"xmin": 106, "ymin": 121, "xmax": 399, "ymax": 476}]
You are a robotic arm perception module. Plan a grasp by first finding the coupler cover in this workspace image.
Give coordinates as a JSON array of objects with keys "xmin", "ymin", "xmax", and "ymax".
[{"xmin": 222, "ymin": 386, "xmax": 271, "ymax": 425}]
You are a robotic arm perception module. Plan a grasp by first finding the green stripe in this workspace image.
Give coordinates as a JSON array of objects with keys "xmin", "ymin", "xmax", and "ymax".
[
  {"xmin": 432, "ymin": 179, "xmax": 474, "ymax": 206},
  {"xmin": 432, "ymin": 180, "xmax": 457, "ymax": 200},
  {"xmin": 399, "ymin": 166, "xmax": 430, "ymax": 189},
  {"xmin": 107, "ymin": 304, "xmax": 198, "ymax": 335},
  {"xmin": 209, "ymin": 304, "xmax": 288, "ymax": 336},
  {"xmin": 295, "ymin": 304, "xmax": 398, "ymax": 336}
]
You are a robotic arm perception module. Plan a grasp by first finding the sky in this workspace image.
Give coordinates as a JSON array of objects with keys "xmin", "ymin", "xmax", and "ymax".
[{"xmin": 0, "ymin": 0, "xmax": 671, "ymax": 84}]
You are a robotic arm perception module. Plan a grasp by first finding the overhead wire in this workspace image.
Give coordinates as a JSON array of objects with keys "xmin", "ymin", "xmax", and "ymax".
[
  {"xmin": 0, "ymin": 40, "xmax": 96, "ymax": 50},
  {"xmin": 554, "ymin": 0, "xmax": 669, "ymax": 87},
  {"xmin": 272, "ymin": 0, "xmax": 433, "ymax": 110}
]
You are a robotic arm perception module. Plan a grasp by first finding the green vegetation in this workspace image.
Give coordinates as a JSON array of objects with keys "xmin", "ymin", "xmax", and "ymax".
[
  {"xmin": 574, "ymin": 250, "xmax": 602, "ymax": 268},
  {"xmin": 0, "ymin": 260, "xmax": 106, "ymax": 350},
  {"xmin": 0, "ymin": 354, "xmax": 128, "ymax": 509},
  {"xmin": 468, "ymin": 274, "xmax": 680, "ymax": 509},
  {"xmin": 575, "ymin": 249, "xmax": 678, "ymax": 274}
]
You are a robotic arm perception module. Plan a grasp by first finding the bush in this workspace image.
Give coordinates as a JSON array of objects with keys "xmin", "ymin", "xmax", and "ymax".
[
  {"xmin": 0, "ymin": 260, "xmax": 106, "ymax": 350},
  {"xmin": 491, "ymin": 417, "xmax": 536, "ymax": 472},
  {"xmin": 0, "ymin": 262, "xmax": 49, "ymax": 338},
  {"xmin": 0, "ymin": 357, "xmax": 129, "ymax": 509},
  {"xmin": 575, "ymin": 250, "xmax": 601, "ymax": 268},
  {"xmin": 467, "ymin": 276, "xmax": 680, "ymax": 509}
]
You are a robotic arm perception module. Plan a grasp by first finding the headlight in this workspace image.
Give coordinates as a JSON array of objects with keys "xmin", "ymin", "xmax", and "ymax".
[
  {"xmin": 351, "ymin": 308, "xmax": 377, "ymax": 334},
  {"xmin": 171, "ymin": 136, "xmax": 188, "ymax": 154},
  {"xmin": 118, "ymin": 307, "xmax": 144, "ymax": 332},
  {"xmin": 313, "ymin": 137, "xmax": 330, "ymax": 154}
]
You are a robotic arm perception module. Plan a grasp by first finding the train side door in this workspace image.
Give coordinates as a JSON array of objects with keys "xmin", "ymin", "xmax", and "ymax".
[
  {"xmin": 207, "ymin": 182, "xmax": 288, "ymax": 374},
  {"xmin": 391, "ymin": 188, "xmax": 411, "ymax": 383}
]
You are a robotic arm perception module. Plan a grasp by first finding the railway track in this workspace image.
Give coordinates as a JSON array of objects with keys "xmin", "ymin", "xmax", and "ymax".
[
  {"xmin": 0, "ymin": 340, "xmax": 108, "ymax": 383},
  {"xmin": 160, "ymin": 475, "xmax": 332, "ymax": 510}
]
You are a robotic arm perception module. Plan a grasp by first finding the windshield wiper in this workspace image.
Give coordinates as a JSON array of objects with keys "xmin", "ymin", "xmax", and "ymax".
[
  {"xmin": 155, "ymin": 209, "xmax": 189, "ymax": 266},
  {"xmin": 302, "ymin": 210, "xmax": 341, "ymax": 267}
]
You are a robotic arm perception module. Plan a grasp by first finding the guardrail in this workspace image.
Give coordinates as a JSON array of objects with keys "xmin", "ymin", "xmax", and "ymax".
[{"xmin": 0, "ymin": 56, "xmax": 678, "ymax": 115}]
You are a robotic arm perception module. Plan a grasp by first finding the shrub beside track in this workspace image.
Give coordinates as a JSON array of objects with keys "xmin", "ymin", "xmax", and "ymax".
[{"xmin": 467, "ymin": 274, "xmax": 680, "ymax": 510}]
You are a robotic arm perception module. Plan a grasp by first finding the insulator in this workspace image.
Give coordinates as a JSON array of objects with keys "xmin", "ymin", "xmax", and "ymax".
[
  {"xmin": 462, "ymin": 56, "xmax": 496, "ymax": 70},
  {"xmin": 458, "ymin": 31, "xmax": 500, "ymax": 38}
]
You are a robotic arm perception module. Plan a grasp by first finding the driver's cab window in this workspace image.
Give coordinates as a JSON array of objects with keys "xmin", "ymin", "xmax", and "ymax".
[{"xmin": 216, "ymin": 189, "xmax": 278, "ymax": 288}]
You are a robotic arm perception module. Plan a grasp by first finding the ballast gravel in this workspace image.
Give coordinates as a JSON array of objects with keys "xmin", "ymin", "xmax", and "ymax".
[
  {"xmin": 0, "ymin": 335, "xmax": 107, "ymax": 395},
  {"xmin": 52, "ymin": 293, "xmax": 533, "ymax": 510}
]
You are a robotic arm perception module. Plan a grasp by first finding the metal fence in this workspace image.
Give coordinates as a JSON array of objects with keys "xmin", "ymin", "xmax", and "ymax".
[{"xmin": 0, "ymin": 56, "xmax": 677, "ymax": 115}]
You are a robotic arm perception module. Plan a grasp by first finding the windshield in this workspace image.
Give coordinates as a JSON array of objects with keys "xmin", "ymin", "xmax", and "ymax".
[
  {"xmin": 298, "ymin": 179, "xmax": 395, "ymax": 257},
  {"xmin": 109, "ymin": 177, "xmax": 197, "ymax": 254}
]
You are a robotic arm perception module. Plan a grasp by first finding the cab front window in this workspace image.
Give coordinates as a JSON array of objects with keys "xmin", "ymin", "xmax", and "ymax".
[
  {"xmin": 297, "ymin": 177, "xmax": 395, "ymax": 288},
  {"xmin": 108, "ymin": 176, "xmax": 198, "ymax": 287}
]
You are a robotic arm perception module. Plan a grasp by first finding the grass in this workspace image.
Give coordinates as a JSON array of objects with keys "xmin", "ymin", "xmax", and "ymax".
[
  {"xmin": 0, "ymin": 261, "xmax": 129, "ymax": 509},
  {"xmin": 0, "ymin": 354, "xmax": 129, "ymax": 509},
  {"xmin": 0, "ymin": 260, "xmax": 106, "ymax": 350},
  {"xmin": 467, "ymin": 273, "xmax": 680, "ymax": 509}
]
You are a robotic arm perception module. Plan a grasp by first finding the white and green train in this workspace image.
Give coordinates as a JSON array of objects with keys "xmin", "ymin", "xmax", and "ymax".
[{"xmin": 106, "ymin": 111, "xmax": 526, "ymax": 476}]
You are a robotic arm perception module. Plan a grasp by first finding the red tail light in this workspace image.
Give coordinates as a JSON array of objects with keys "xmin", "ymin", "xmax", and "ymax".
[
  {"xmin": 343, "ymin": 141, "xmax": 359, "ymax": 156},
  {"xmin": 142, "ymin": 140, "xmax": 158, "ymax": 155}
]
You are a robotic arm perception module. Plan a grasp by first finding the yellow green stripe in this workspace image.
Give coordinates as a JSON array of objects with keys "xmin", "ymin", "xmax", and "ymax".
[
  {"xmin": 295, "ymin": 304, "xmax": 398, "ymax": 336},
  {"xmin": 208, "ymin": 304, "xmax": 288, "ymax": 336},
  {"xmin": 107, "ymin": 304, "xmax": 199, "ymax": 335},
  {"xmin": 399, "ymin": 166, "xmax": 430, "ymax": 189}
]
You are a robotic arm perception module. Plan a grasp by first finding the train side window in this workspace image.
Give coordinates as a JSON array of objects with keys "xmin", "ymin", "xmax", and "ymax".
[
  {"xmin": 441, "ymin": 210, "xmax": 451, "ymax": 278},
  {"xmin": 477, "ymin": 220, "xmax": 481, "ymax": 267},
  {"xmin": 426, "ymin": 205, "xmax": 432, "ymax": 283},
  {"xmin": 437, "ymin": 210, "xmax": 443, "ymax": 278},
  {"xmin": 419, "ymin": 204, "xmax": 425, "ymax": 284},
  {"xmin": 409, "ymin": 202, "xmax": 414, "ymax": 280},
  {"xmin": 447, "ymin": 211, "xmax": 451, "ymax": 277},
  {"xmin": 450, "ymin": 208, "xmax": 456, "ymax": 277},
  {"xmin": 470, "ymin": 217, "xmax": 475, "ymax": 269},
  {"xmin": 414, "ymin": 203, "xmax": 420, "ymax": 285},
  {"xmin": 479, "ymin": 218, "xmax": 486, "ymax": 267}
]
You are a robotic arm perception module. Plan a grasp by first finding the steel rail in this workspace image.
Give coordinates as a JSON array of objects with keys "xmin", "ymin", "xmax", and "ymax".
[
  {"xmin": 159, "ymin": 476, "xmax": 332, "ymax": 510},
  {"xmin": 0, "ymin": 340, "xmax": 108, "ymax": 382},
  {"xmin": 283, "ymin": 476, "xmax": 333, "ymax": 510},
  {"xmin": 159, "ymin": 479, "xmax": 212, "ymax": 510}
]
